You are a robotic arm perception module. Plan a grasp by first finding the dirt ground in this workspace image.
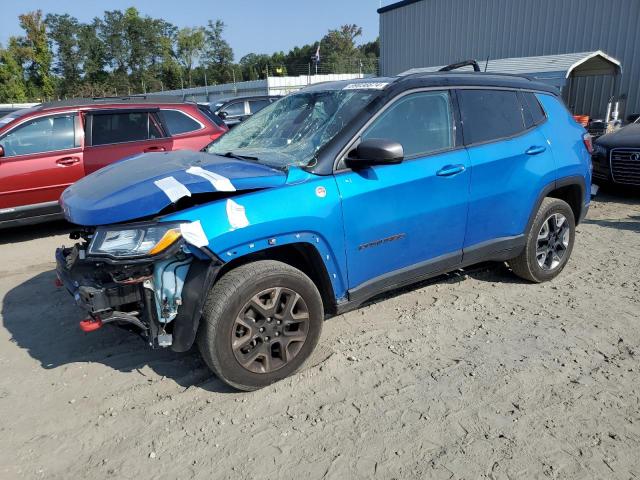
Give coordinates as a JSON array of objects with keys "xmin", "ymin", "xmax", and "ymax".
[{"xmin": 0, "ymin": 188, "xmax": 639, "ymax": 480}]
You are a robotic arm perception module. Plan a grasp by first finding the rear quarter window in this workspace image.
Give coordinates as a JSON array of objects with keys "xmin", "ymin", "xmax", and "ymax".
[
  {"xmin": 197, "ymin": 105, "xmax": 226, "ymax": 128},
  {"xmin": 159, "ymin": 109, "xmax": 203, "ymax": 135},
  {"xmin": 521, "ymin": 92, "xmax": 547, "ymax": 128},
  {"xmin": 458, "ymin": 89, "xmax": 526, "ymax": 145}
]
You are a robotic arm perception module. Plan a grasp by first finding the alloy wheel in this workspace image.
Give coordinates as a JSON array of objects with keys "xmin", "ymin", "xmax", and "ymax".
[
  {"xmin": 536, "ymin": 213, "xmax": 570, "ymax": 270},
  {"xmin": 231, "ymin": 287, "xmax": 310, "ymax": 374}
]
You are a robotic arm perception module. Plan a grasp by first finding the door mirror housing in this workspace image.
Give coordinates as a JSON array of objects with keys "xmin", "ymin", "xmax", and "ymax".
[
  {"xmin": 218, "ymin": 111, "xmax": 228, "ymax": 120},
  {"xmin": 0, "ymin": 145, "xmax": 4, "ymax": 158},
  {"xmin": 345, "ymin": 139, "xmax": 404, "ymax": 169}
]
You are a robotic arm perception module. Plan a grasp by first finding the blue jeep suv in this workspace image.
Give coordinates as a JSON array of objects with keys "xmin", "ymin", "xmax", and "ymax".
[{"xmin": 56, "ymin": 67, "xmax": 592, "ymax": 390}]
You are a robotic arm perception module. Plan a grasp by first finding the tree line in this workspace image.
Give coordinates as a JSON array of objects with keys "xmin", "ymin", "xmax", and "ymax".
[{"xmin": 0, "ymin": 8, "xmax": 379, "ymax": 102}]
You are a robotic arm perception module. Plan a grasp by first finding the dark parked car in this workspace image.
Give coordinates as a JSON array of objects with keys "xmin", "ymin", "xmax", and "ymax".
[
  {"xmin": 592, "ymin": 117, "xmax": 640, "ymax": 186},
  {"xmin": 0, "ymin": 96, "xmax": 227, "ymax": 228},
  {"xmin": 212, "ymin": 95, "xmax": 280, "ymax": 128},
  {"xmin": 56, "ymin": 68, "xmax": 591, "ymax": 391}
]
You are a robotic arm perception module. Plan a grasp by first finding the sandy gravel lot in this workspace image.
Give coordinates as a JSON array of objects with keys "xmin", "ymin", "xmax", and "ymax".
[{"xmin": 0, "ymin": 188, "xmax": 639, "ymax": 480}]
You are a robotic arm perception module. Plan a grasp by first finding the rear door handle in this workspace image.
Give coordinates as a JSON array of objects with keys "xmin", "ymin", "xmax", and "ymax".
[
  {"xmin": 144, "ymin": 146, "xmax": 166, "ymax": 152},
  {"xmin": 436, "ymin": 164, "xmax": 466, "ymax": 177},
  {"xmin": 525, "ymin": 145, "xmax": 547, "ymax": 155},
  {"xmin": 56, "ymin": 156, "xmax": 80, "ymax": 166}
]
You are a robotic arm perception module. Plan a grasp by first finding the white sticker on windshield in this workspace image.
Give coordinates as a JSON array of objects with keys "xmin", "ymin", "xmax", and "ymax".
[
  {"xmin": 342, "ymin": 82, "xmax": 389, "ymax": 90},
  {"xmin": 154, "ymin": 176, "xmax": 191, "ymax": 203},
  {"xmin": 180, "ymin": 220, "xmax": 209, "ymax": 247},
  {"xmin": 186, "ymin": 166, "xmax": 235, "ymax": 192},
  {"xmin": 226, "ymin": 199, "xmax": 249, "ymax": 230}
]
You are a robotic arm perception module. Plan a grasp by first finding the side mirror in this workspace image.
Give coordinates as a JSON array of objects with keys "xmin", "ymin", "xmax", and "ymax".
[
  {"xmin": 345, "ymin": 139, "xmax": 404, "ymax": 168},
  {"xmin": 0, "ymin": 145, "xmax": 4, "ymax": 158},
  {"xmin": 218, "ymin": 111, "xmax": 228, "ymax": 120}
]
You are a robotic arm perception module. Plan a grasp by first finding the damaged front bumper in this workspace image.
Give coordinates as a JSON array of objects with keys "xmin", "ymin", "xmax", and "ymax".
[{"xmin": 55, "ymin": 239, "xmax": 223, "ymax": 351}]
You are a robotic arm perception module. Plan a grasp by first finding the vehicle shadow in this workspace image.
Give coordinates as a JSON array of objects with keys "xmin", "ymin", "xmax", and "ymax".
[
  {"xmin": 592, "ymin": 185, "xmax": 640, "ymax": 205},
  {"xmin": 1, "ymin": 269, "xmax": 235, "ymax": 393},
  {"xmin": 583, "ymin": 216, "xmax": 640, "ymax": 233},
  {"xmin": 0, "ymin": 220, "xmax": 73, "ymax": 246}
]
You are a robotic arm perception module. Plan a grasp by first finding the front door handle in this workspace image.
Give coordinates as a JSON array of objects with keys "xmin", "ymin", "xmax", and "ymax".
[
  {"xmin": 144, "ymin": 146, "xmax": 166, "ymax": 152},
  {"xmin": 56, "ymin": 156, "xmax": 80, "ymax": 166},
  {"xmin": 525, "ymin": 145, "xmax": 547, "ymax": 155},
  {"xmin": 436, "ymin": 164, "xmax": 466, "ymax": 177}
]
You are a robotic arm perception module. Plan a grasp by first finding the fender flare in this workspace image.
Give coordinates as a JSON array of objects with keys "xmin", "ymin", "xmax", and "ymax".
[
  {"xmin": 172, "ymin": 234, "xmax": 346, "ymax": 353},
  {"xmin": 525, "ymin": 175, "xmax": 587, "ymax": 234}
]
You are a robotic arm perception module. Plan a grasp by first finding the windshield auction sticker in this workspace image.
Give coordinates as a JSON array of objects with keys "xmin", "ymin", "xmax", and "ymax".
[{"xmin": 342, "ymin": 82, "xmax": 389, "ymax": 90}]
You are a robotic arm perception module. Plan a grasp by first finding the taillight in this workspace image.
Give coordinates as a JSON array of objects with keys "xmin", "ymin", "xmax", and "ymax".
[{"xmin": 583, "ymin": 133, "xmax": 593, "ymax": 154}]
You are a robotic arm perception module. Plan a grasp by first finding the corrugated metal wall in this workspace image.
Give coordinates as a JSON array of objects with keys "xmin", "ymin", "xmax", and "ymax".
[{"xmin": 379, "ymin": 0, "xmax": 640, "ymax": 118}]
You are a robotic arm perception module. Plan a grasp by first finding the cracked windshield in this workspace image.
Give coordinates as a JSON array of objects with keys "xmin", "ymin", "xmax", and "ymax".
[{"xmin": 207, "ymin": 89, "xmax": 378, "ymax": 168}]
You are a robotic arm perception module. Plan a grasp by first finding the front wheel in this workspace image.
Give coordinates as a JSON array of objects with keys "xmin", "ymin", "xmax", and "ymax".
[
  {"xmin": 509, "ymin": 197, "xmax": 576, "ymax": 283},
  {"xmin": 197, "ymin": 260, "xmax": 323, "ymax": 391}
]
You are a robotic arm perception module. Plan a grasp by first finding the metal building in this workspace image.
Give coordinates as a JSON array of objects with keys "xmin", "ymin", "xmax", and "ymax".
[{"xmin": 378, "ymin": 0, "xmax": 640, "ymax": 119}]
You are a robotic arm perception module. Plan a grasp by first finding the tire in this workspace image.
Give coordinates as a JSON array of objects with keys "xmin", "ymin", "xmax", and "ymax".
[
  {"xmin": 197, "ymin": 260, "xmax": 323, "ymax": 391},
  {"xmin": 508, "ymin": 197, "xmax": 576, "ymax": 283}
]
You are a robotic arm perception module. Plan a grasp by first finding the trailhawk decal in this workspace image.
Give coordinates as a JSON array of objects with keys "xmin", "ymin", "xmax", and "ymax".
[{"xmin": 358, "ymin": 233, "xmax": 406, "ymax": 251}]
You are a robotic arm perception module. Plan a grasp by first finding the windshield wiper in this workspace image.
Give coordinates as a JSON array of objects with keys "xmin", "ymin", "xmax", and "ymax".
[{"xmin": 223, "ymin": 151, "xmax": 259, "ymax": 161}]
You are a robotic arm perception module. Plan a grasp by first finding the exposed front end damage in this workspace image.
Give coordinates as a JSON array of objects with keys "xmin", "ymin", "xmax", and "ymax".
[{"xmin": 55, "ymin": 228, "xmax": 223, "ymax": 351}]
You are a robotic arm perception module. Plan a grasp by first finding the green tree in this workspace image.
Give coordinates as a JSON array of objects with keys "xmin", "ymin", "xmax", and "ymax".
[
  {"xmin": 0, "ymin": 42, "xmax": 28, "ymax": 102},
  {"xmin": 78, "ymin": 20, "xmax": 108, "ymax": 84},
  {"xmin": 202, "ymin": 20, "xmax": 233, "ymax": 84},
  {"xmin": 320, "ymin": 24, "xmax": 362, "ymax": 73},
  {"xmin": 45, "ymin": 13, "xmax": 81, "ymax": 96},
  {"xmin": 176, "ymin": 27, "xmax": 205, "ymax": 87},
  {"xmin": 99, "ymin": 10, "xmax": 128, "ymax": 74},
  {"xmin": 239, "ymin": 53, "xmax": 272, "ymax": 80},
  {"xmin": 18, "ymin": 10, "xmax": 54, "ymax": 99}
]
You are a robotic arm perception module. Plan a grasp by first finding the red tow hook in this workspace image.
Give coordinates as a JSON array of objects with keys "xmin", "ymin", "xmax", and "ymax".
[{"xmin": 79, "ymin": 318, "xmax": 103, "ymax": 332}]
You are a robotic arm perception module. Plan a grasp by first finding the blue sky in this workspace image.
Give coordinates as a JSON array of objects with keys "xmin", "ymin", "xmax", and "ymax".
[{"xmin": 0, "ymin": 0, "xmax": 395, "ymax": 59}]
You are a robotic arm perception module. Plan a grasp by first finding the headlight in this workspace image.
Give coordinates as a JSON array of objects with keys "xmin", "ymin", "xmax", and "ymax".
[{"xmin": 88, "ymin": 223, "xmax": 182, "ymax": 259}]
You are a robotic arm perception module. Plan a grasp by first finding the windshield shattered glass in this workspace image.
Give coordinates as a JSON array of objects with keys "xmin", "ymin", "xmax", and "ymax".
[{"xmin": 207, "ymin": 89, "xmax": 378, "ymax": 168}]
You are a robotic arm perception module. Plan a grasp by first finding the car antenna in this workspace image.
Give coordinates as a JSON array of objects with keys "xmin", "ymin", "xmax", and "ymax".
[{"xmin": 484, "ymin": 56, "xmax": 489, "ymax": 72}]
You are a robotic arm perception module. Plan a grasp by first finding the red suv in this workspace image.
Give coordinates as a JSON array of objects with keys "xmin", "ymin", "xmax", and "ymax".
[{"xmin": 0, "ymin": 96, "xmax": 227, "ymax": 227}]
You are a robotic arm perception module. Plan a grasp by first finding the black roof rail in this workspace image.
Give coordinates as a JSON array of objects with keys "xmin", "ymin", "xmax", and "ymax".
[
  {"xmin": 439, "ymin": 59, "xmax": 481, "ymax": 72},
  {"xmin": 38, "ymin": 95, "xmax": 191, "ymax": 110}
]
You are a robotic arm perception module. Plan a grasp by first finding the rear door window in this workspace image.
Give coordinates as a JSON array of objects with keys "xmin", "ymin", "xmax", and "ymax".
[
  {"xmin": 458, "ymin": 89, "xmax": 525, "ymax": 144},
  {"xmin": 248, "ymin": 99, "xmax": 271, "ymax": 114},
  {"xmin": 0, "ymin": 114, "xmax": 77, "ymax": 156},
  {"xmin": 158, "ymin": 109, "xmax": 202, "ymax": 135},
  {"xmin": 90, "ymin": 111, "xmax": 163, "ymax": 146},
  {"xmin": 361, "ymin": 90, "xmax": 454, "ymax": 158}
]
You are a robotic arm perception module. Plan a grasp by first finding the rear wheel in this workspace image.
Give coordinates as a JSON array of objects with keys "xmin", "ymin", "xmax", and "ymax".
[
  {"xmin": 509, "ymin": 197, "xmax": 575, "ymax": 283},
  {"xmin": 197, "ymin": 260, "xmax": 323, "ymax": 391}
]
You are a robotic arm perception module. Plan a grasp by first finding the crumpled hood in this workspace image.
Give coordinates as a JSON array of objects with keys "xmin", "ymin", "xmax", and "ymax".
[
  {"xmin": 61, "ymin": 150, "xmax": 286, "ymax": 225},
  {"xmin": 596, "ymin": 123, "xmax": 640, "ymax": 148}
]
